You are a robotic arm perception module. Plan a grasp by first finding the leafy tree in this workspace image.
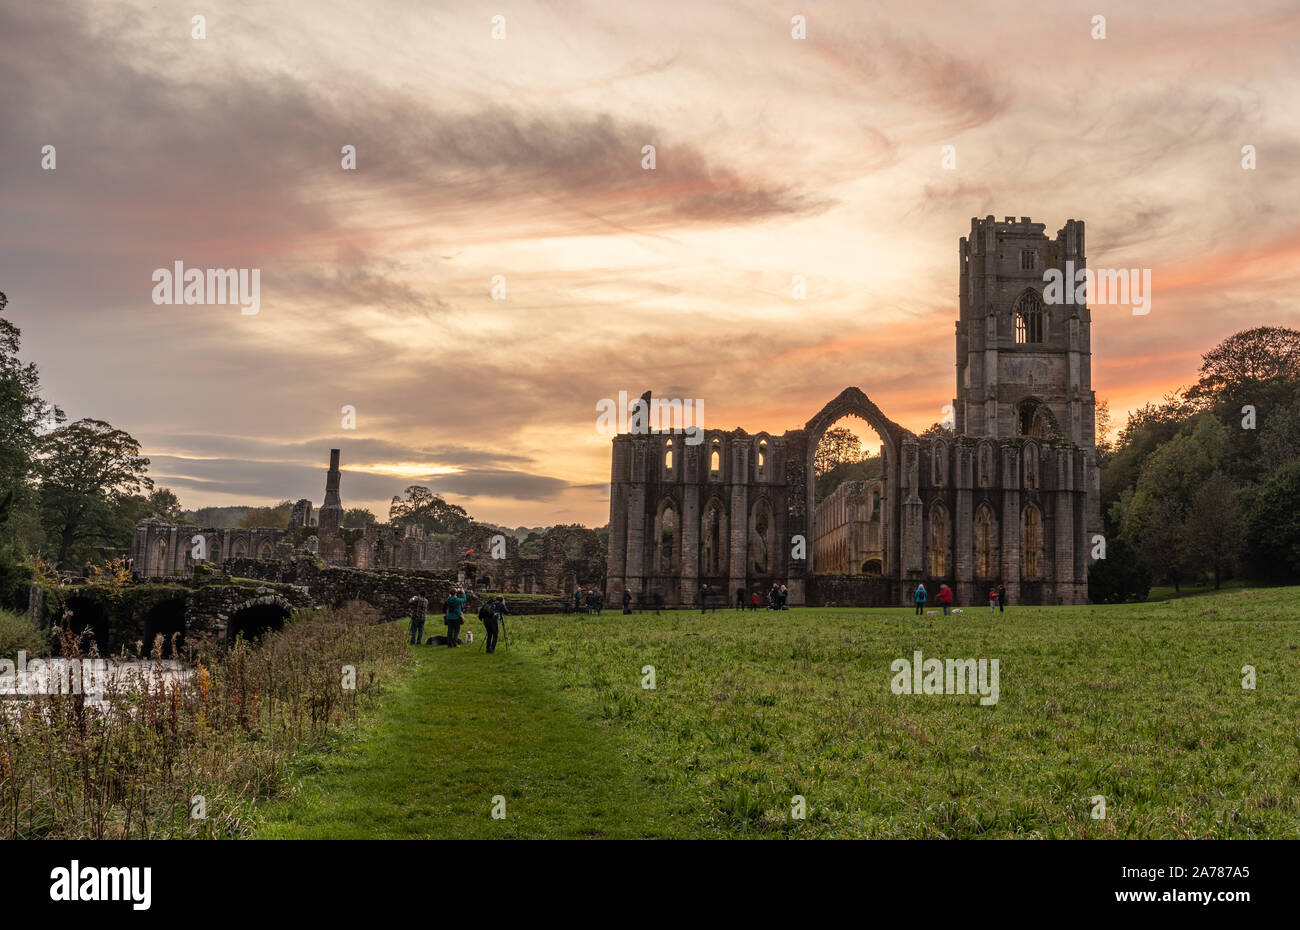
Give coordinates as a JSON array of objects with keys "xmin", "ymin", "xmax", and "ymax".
[
  {"xmin": 1186, "ymin": 326, "xmax": 1300, "ymax": 405},
  {"xmin": 1181, "ymin": 471, "xmax": 1243, "ymax": 588},
  {"xmin": 1119, "ymin": 417, "xmax": 1234, "ymax": 590},
  {"xmin": 36, "ymin": 419, "xmax": 152, "ymax": 567},
  {"xmin": 0, "ymin": 291, "xmax": 63, "ymax": 542},
  {"xmin": 235, "ymin": 501, "xmax": 293, "ymax": 529},
  {"xmin": 146, "ymin": 487, "xmax": 185, "ymax": 522},
  {"xmin": 1244, "ymin": 459, "xmax": 1300, "ymax": 583},
  {"xmin": 343, "ymin": 507, "xmax": 378, "ymax": 529},
  {"xmin": 1088, "ymin": 535, "xmax": 1151, "ymax": 603},
  {"xmin": 814, "ymin": 426, "xmax": 868, "ymax": 478},
  {"xmin": 389, "ymin": 486, "xmax": 472, "ymax": 535}
]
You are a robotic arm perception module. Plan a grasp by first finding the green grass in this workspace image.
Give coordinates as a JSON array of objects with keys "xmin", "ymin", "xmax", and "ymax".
[
  {"xmin": 256, "ymin": 628, "xmax": 688, "ymax": 838},
  {"xmin": 258, "ymin": 587, "xmax": 1300, "ymax": 839}
]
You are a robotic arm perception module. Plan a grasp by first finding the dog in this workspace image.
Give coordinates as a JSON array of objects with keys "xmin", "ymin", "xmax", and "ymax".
[
  {"xmin": 951, "ymin": 608, "xmax": 964, "ymax": 614},
  {"xmin": 925, "ymin": 609, "xmax": 939, "ymax": 616},
  {"xmin": 425, "ymin": 631, "xmax": 473, "ymax": 646}
]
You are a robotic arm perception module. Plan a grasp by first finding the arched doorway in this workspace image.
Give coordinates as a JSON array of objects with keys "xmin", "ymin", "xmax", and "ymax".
[
  {"xmin": 142, "ymin": 598, "xmax": 187, "ymax": 658},
  {"xmin": 227, "ymin": 597, "xmax": 291, "ymax": 644},
  {"xmin": 63, "ymin": 596, "xmax": 110, "ymax": 656},
  {"xmin": 800, "ymin": 387, "xmax": 904, "ymax": 582}
]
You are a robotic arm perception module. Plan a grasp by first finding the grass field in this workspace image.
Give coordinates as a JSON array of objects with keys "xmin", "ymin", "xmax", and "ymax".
[{"xmin": 257, "ymin": 587, "xmax": 1300, "ymax": 839}]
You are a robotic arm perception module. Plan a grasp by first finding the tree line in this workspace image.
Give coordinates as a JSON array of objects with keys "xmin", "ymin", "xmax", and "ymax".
[{"xmin": 1091, "ymin": 326, "xmax": 1300, "ymax": 601}]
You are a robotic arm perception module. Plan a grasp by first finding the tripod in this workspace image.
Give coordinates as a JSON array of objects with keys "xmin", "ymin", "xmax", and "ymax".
[{"xmin": 477, "ymin": 612, "xmax": 509, "ymax": 651}]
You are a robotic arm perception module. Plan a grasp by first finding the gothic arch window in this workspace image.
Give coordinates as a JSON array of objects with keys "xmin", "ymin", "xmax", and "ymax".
[
  {"xmin": 932, "ymin": 441, "xmax": 947, "ymax": 486},
  {"xmin": 1020, "ymin": 403, "xmax": 1047, "ymax": 439},
  {"xmin": 978, "ymin": 442, "xmax": 996, "ymax": 487},
  {"xmin": 655, "ymin": 499, "xmax": 678, "ymax": 575},
  {"xmin": 1014, "ymin": 289, "xmax": 1044, "ymax": 344},
  {"xmin": 709, "ymin": 439, "xmax": 722, "ymax": 476},
  {"xmin": 749, "ymin": 498, "xmax": 774, "ymax": 576},
  {"xmin": 232, "ymin": 540, "xmax": 247, "ymax": 559},
  {"xmin": 664, "ymin": 438, "xmax": 674, "ymax": 472},
  {"xmin": 975, "ymin": 504, "xmax": 997, "ymax": 577},
  {"xmin": 757, "ymin": 438, "xmax": 768, "ymax": 470},
  {"xmin": 258, "ymin": 540, "xmax": 275, "ymax": 560},
  {"xmin": 1023, "ymin": 442, "xmax": 1041, "ymax": 489},
  {"xmin": 152, "ymin": 538, "xmax": 168, "ymax": 575},
  {"xmin": 701, "ymin": 499, "xmax": 726, "ymax": 576},
  {"xmin": 930, "ymin": 504, "xmax": 949, "ymax": 577},
  {"xmin": 1023, "ymin": 504, "xmax": 1043, "ymax": 578}
]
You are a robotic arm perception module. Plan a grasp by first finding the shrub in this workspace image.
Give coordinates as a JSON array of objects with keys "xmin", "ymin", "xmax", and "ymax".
[{"xmin": 0, "ymin": 607, "xmax": 46, "ymax": 657}]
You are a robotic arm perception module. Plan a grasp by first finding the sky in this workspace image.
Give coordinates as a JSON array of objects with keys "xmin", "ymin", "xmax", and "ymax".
[{"xmin": 1, "ymin": 0, "xmax": 1297, "ymax": 527}]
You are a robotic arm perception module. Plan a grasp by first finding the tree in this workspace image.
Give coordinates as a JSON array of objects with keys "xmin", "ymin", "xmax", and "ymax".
[
  {"xmin": 1094, "ymin": 399, "xmax": 1114, "ymax": 461},
  {"xmin": 814, "ymin": 426, "xmax": 867, "ymax": 478},
  {"xmin": 146, "ymin": 487, "xmax": 185, "ymax": 522},
  {"xmin": 343, "ymin": 507, "xmax": 377, "ymax": 529},
  {"xmin": 1186, "ymin": 326, "xmax": 1300, "ymax": 405},
  {"xmin": 388, "ymin": 486, "xmax": 472, "ymax": 535},
  {"xmin": 235, "ymin": 501, "xmax": 292, "ymax": 529},
  {"xmin": 1181, "ymin": 471, "xmax": 1243, "ymax": 588},
  {"xmin": 36, "ymin": 419, "xmax": 152, "ymax": 567},
  {"xmin": 1119, "ymin": 417, "xmax": 1234, "ymax": 590},
  {"xmin": 1088, "ymin": 535, "xmax": 1151, "ymax": 603},
  {"xmin": 0, "ymin": 291, "xmax": 63, "ymax": 542},
  {"xmin": 1244, "ymin": 459, "xmax": 1300, "ymax": 583}
]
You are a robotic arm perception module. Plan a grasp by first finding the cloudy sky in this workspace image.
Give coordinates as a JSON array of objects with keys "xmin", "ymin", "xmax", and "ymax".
[{"xmin": 2, "ymin": 0, "xmax": 1297, "ymax": 526}]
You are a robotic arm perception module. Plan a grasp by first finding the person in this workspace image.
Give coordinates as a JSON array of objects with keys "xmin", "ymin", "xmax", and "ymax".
[
  {"xmin": 594, "ymin": 589, "xmax": 603, "ymax": 615},
  {"xmin": 736, "ymin": 586, "xmax": 746, "ymax": 610},
  {"xmin": 769, "ymin": 584, "xmax": 779, "ymax": 610},
  {"xmin": 652, "ymin": 589, "xmax": 664, "ymax": 614},
  {"xmin": 914, "ymin": 583, "xmax": 927, "ymax": 615},
  {"xmin": 938, "ymin": 584, "xmax": 953, "ymax": 615},
  {"xmin": 700, "ymin": 583, "xmax": 709, "ymax": 613},
  {"xmin": 572, "ymin": 589, "xmax": 583, "ymax": 614},
  {"xmin": 750, "ymin": 592, "xmax": 759, "ymax": 611},
  {"xmin": 779, "ymin": 584, "xmax": 789, "ymax": 610},
  {"xmin": 443, "ymin": 588, "xmax": 467, "ymax": 647},
  {"xmin": 408, "ymin": 593, "xmax": 428, "ymax": 645},
  {"xmin": 988, "ymin": 588, "xmax": 997, "ymax": 614},
  {"xmin": 622, "ymin": 589, "xmax": 632, "ymax": 615},
  {"xmin": 997, "ymin": 583, "xmax": 1007, "ymax": 613},
  {"xmin": 480, "ymin": 595, "xmax": 507, "ymax": 654}
]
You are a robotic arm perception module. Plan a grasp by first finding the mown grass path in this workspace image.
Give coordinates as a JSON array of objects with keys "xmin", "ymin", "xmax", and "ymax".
[{"xmin": 257, "ymin": 626, "xmax": 688, "ymax": 838}]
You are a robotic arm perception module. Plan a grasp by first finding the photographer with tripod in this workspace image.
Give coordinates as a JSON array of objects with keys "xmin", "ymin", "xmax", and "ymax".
[{"xmin": 478, "ymin": 594, "xmax": 509, "ymax": 653}]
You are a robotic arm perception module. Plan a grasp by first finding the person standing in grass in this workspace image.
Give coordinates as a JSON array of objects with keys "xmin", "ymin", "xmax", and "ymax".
[
  {"xmin": 997, "ymin": 583, "xmax": 1007, "ymax": 613},
  {"xmin": 914, "ymin": 583, "xmax": 927, "ymax": 615},
  {"xmin": 779, "ymin": 584, "xmax": 789, "ymax": 610},
  {"xmin": 750, "ymin": 592, "xmax": 759, "ymax": 611},
  {"xmin": 622, "ymin": 589, "xmax": 632, "ymax": 614},
  {"xmin": 443, "ymin": 588, "xmax": 467, "ymax": 647},
  {"xmin": 408, "ymin": 593, "xmax": 428, "ymax": 645},
  {"xmin": 481, "ymin": 595, "xmax": 507, "ymax": 654},
  {"xmin": 988, "ymin": 587, "xmax": 997, "ymax": 614},
  {"xmin": 573, "ymin": 589, "xmax": 583, "ymax": 614},
  {"xmin": 938, "ymin": 584, "xmax": 953, "ymax": 615}
]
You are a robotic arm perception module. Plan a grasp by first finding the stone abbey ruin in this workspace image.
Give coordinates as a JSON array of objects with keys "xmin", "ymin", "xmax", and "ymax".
[
  {"xmin": 606, "ymin": 216, "xmax": 1102, "ymax": 607},
  {"xmin": 132, "ymin": 449, "xmax": 606, "ymax": 598},
  {"xmin": 118, "ymin": 214, "xmax": 1101, "ymax": 632}
]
